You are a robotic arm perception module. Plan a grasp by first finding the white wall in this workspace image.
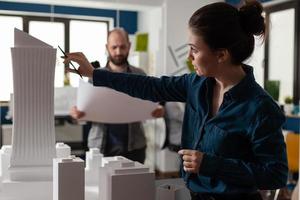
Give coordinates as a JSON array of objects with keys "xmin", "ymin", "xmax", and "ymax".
[
  {"xmin": 165, "ymin": 0, "xmax": 222, "ymax": 75},
  {"xmin": 138, "ymin": 0, "xmax": 223, "ymax": 76},
  {"xmin": 138, "ymin": 6, "xmax": 165, "ymax": 76}
]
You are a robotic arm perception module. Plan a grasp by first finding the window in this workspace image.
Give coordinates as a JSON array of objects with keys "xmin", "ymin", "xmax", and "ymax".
[
  {"xmin": 69, "ymin": 20, "xmax": 108, "ymax": 86},
  {"xmin": 0, "ymin": 16, "xmax": 23, "ymax": 101},
  {"xmin": 264, "ymin": 1, "xmax": 299, "ymax": 104},
  {"xmin": 0, "ymin": 14, "xmax": 109, "ymax": 101},
  {"xmin": 29, "ymin": 21, "xmax": 65, "ymax": 87},
  {"xmin": 268, "ymin": 8, "xmax": 295, "ymax": 103}
]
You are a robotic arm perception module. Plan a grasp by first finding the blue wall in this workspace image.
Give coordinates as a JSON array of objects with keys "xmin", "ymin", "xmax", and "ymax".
[
  {"xmin": 0, "ymin": 1, "xmax": 137, "ymax": 34},
  {"xmin": 226, "ymin": 0, "xmax": 272, "ymax": 5},
  {"xmin": 283, "ymin": 116, "xmax": 300, "ymax": 133}
]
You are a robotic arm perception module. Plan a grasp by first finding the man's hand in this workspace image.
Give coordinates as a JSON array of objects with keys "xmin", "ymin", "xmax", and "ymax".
[
  {"xmin": 64, "ymin": 52, "xmax": 94, "ymax": 78},
  {"xmin": 151, "ymin": 105, "xmax": 165, "ymax": 118},
  {"xmin": 178, "ymin": 149, "xmax": 204, "ymax": 173},
  {"xmin": 70, "ymin": 106, "xmax": 85, "ymax": 120}
]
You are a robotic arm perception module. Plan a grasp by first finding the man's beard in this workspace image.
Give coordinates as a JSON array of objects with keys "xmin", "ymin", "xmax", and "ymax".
[{"xmin": 109, "ymin": 55, "xmax": 128, "ymax": 66}]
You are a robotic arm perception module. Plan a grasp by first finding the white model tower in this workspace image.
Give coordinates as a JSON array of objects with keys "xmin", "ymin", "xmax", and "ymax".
[
  {"xmin": 53, "ymin": 156, "xmax": 84, "ymax": 200},
  {"xmin": 99, "ymin": 156, "xmax": 155, "ymax": 200},
  {"xmin": 9, "ymin": 28, "xmax": 56, "ymax": 181}
]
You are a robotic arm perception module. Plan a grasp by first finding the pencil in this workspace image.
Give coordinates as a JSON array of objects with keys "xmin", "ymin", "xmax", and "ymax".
[{"xmin": 58, "ymin": 45, "xmax": 83, "ymax": 79}]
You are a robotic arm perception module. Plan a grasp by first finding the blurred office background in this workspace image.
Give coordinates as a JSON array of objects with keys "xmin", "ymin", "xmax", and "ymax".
[{"xmin": 0, "ymin": 0, "xmax": 299, "ymax": 198}]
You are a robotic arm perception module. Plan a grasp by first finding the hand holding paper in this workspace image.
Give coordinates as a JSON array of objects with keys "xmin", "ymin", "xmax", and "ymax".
[{"xmin": 76, "ymin": 80, "xmax": 158, "ymax": 123}]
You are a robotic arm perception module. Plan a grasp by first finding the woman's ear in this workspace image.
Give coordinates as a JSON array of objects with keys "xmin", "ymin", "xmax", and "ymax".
[{"xmin": 216, "ymin": 49, "xmax": 230, "ymax": 64}]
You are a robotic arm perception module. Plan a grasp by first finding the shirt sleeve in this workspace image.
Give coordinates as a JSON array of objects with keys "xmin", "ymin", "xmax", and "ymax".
[
  {"xmin": 93, "ymin": 69, "xmax": 190, "ymax": 103},
  {"xmin": 199, "ymin": 113, "xmax": 288, "ymax": 190}
]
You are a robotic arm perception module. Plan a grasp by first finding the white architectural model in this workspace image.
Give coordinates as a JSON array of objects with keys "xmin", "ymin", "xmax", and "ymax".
[
  {"xmin": 85, "ymin": 148, "xmax": 103, "ymax": 186},
  {"xmin": 10, "ymin": 28, "xmax": 56, "ymax": 181},
  {"xmin": 0, "ymin": 29, "xmax": 156, "ymax": 200},
  {"xmin": 0, "ymin": 145, "xmax": 12, "ymax": 186},
  {"xmin": 56, "ymin": 143, "xmax": 71, "ymax": 158},
  {"xmin": 53, "ymin": 156, "xmax": 84, "ymax": 200},
  {"xmin": 0, "ymin": 29, "xmax": 57, "ymax": 200},
  {"xmin": 99, "ymin": 156, "xmax": 155, "ymax": 200},
  {"xmin": 0, "ymin": 142, "xmax": 72, "ymax": 200},
  {"xmin": 156, "ymin": 184, "xmax": 186, "ymax": 200}
]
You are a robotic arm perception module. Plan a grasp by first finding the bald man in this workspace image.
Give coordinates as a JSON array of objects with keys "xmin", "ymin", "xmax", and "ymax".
[{"xmin": 71, "ymin": 28, "xmax": 164, "ymax": 163}]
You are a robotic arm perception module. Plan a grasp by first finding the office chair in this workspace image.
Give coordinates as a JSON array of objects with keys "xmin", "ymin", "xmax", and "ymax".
[{"xmin": 286, "ymin": 132, "xmax": 299, "ymax": 173}]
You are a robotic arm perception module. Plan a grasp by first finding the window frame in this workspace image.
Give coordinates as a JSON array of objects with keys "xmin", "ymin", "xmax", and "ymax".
[{"xmin": 264, "ymin": 0, "xmax": 300, "ymax": 104}]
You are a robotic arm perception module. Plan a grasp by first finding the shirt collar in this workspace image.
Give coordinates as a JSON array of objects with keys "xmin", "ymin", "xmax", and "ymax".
[
  {"xmin": 206, "ymin": 64, "xmax": 256, "ymax": 101},
  {"xmin": 225, "ymin": 64, "xmax": 256, "ymax": 101}
]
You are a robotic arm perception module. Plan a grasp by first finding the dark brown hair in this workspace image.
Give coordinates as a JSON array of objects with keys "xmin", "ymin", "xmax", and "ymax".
[{"xmin": 189, "ymin": 0, "xmax": 265, "ymax": 65}]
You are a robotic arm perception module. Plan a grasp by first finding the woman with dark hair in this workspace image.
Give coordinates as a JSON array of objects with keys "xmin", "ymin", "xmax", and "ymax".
[{"xmin": 64, "ymin": 1, "xmax": 287, "ymax": 199}]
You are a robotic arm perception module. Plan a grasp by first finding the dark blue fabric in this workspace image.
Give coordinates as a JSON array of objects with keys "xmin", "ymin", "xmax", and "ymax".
[
  {"xmin": 104, "ymin": 123, "xmax": 128, "ymax": 156},
  {"xmin": 226, "ymin": 0, "xmax": 272, "ymax": 6},
  {"xmin": 93, "ymin": 65, "xmax": 288, "ymax": 194}
]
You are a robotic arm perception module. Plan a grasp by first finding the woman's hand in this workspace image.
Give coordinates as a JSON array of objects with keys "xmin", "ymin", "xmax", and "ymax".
[
  {"xmin": 64, "ymin": 52, "xmax": 94, "ymax": 78},
  {"xmin": 178, "ymin": 149, "xmax": 204, "ymax": 173}
]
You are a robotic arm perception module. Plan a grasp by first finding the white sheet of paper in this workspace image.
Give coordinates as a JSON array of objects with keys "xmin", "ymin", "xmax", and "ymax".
[{"xmin": 77, "ymin": 80, "xmax": 158, "ymax": 123}]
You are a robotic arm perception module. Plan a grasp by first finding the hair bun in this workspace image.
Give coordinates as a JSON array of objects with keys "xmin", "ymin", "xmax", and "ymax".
[{"xmin": 239, "ymin": 0, "xmax": 265, "ymax": 36}]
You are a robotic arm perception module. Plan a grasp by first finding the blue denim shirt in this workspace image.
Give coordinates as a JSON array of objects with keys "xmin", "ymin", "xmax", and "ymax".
[{"xmin": 93, "ymin": 65, "xmax": 288, "ymax": 194}]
